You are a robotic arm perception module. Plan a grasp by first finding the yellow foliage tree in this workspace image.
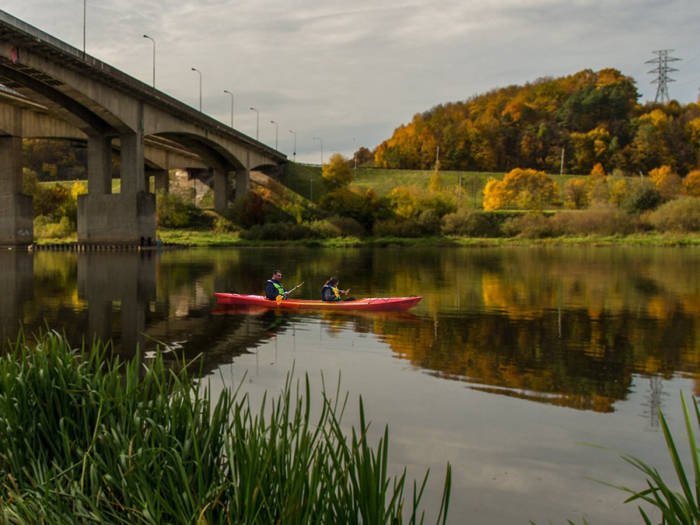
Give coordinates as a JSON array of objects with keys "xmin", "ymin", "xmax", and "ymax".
[
  {"xmin": 683, "ymin": 170, "xmax": 700, "ymax": 197},
  {"xmin": 482, "ymin": 168, "xmax": 559, "ymax": 211},
  {"xmin": 70, "ymin": 180, "xmax": 87, "ymax": 199},
  {"xmin": 563, "ymin": 178, "xmax": 590, "ymax": 209},
  {"xmin": 649, "ymin": 165, "xmax": 682, "ymax": 200},
  {"xmin": 388, "ymin": 186, "xmax": 421, "ymax": 219},
  {"xmin": 429, "ymin": 168, "xmax": 444, "ymax": 194},
  {"xmin": 322, "ymin": 153, "xmax": 353, "ymax": 190},
  {"xmin": 609, "ymin": 178, "xmax": 628, "ymax": 208}
]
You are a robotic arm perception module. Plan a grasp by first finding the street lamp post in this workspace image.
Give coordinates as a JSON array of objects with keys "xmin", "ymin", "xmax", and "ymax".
[
  {"xmin": 223, "ymin": 90, "xmax": 234, "ymax": 128},
  {"xmin": 270, "ymin": 120, "xmax": 279, "ymax": 150},
  {"xmin": 143, "ymin": 34, "xmax": 155, "ymax": 88},
  {"xmin": 191, "ymin": 67, "xmax": 202, "ymax": 111},
  {"xmin": 352, "ymin": 137, "xmax": 357, "ymax": 170},
  {"xmin": 82, "ymin": 0, "xmax": 86, "ymax": 56},
  {"xmin": 312, "ymin": 136, "xmax": 323, "ymax": 202},
  {"xmin": 289, "ymin": 130, "xmax": 296, "ymax": 162},
  {"xmin": 312, "ymin": 136, "xmax": 323, "ymax": 166},
  {"xmin": 249, "ymin": 107, "xmax": 259, "ymax": 140}
]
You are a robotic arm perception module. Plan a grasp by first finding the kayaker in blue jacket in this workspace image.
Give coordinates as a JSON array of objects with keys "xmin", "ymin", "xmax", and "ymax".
[
  {"xmin": 265, "ymin": 270, "xmax": 288, "ymax": 300},
  {"xmin": 321, "ymin": 277, "xmax": 354, "ymax": 301}
]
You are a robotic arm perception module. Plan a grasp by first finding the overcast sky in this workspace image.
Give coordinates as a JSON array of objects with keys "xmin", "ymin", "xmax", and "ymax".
[{"xmin": 4, "ymin": 0, "xmax": 700, "ymax": 163}]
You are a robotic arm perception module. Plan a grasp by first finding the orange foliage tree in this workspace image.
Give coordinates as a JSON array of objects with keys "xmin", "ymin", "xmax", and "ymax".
[
  {"xmin": 483, "ymin": 168, "xmax": 559, "ymax": 210},
  {"xmin": 649, "ymin": 165, "xmax": 682, "ymax": 201},
  {"xmin": 682, "ymin": 170, "xmax": 700, "ymax": 197}
]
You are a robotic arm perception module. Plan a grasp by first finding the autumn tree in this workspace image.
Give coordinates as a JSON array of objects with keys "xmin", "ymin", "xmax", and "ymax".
[
  {"xmin": 649, "ymin": 165, "xmax": 682, "ymax": 201},
  {"xmin": 322, "ymin": 153, "xmax": 353, "ymax": 190},
  {"xmin": 682, "ymin": 170, "xmax": 700, "ymax": 197},
  {"xmin": 429, "ymin": 169, "xmax": 444, "ymax": 194},
  {"xmin": 483, "ymin": 168, "xmax": 559, "ymax": 210},
  {"xmin": 608, "ymin": 177, "xmax": 628, "ymax": 208},
  {"xmin": 590, "ymin": 163, "xmax": 606, "ymax": 176},
  {"xmin": 563, "ymin": 178, "xmax": 590, "ymax": 209},
  {"xmin": 353, "ymin": 147, "xmax": 374, "ymax": 167}
]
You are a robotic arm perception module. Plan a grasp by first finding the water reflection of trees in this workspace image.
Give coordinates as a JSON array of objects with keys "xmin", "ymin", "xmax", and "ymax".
[
  {"xmin": 366, "ymin": 247, "xmax": 700, "ymax": 412},
  {"xmin": 11, "ymin": 246, "xmax": 700, "ymax": 412}
]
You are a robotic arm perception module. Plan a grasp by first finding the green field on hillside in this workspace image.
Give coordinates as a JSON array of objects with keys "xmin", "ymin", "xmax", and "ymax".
[{"xmin": 281, "ymin": 163, "xmax": 577, "ymax": 205}]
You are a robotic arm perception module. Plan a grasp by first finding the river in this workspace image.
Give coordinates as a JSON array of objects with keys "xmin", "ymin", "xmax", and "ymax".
[{"xmin": 1, "ymin": 245, "xmax": 698, "ymax": 524}]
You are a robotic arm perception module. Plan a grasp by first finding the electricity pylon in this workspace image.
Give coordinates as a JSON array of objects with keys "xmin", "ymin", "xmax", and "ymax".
[{"xmin": 646, "ymin": 49, "xmax": 681, "ymax": 103}]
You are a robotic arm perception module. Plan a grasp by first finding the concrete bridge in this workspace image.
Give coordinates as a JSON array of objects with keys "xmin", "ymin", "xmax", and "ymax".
[{"xmin": 0, "ymin": 9, "xmax": 286, "ymax": 245}]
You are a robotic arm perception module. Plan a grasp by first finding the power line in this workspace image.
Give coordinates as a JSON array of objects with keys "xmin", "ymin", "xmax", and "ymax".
[{"xmin": 646, "ymin": 49, "xmax": 681, "ymax": 103}]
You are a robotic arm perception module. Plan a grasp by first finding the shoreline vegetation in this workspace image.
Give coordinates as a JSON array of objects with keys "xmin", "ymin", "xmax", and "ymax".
[
  {"xmin": 25, "ymin": 161, "xmax": 700, "ymax": 249},
  {"xmin": 0, "ymin": 331, "xmax": 451, "ymax": 524},
  {"xmin": 31, "ymin": 231, "xmax": 700, "ymax": 248}
]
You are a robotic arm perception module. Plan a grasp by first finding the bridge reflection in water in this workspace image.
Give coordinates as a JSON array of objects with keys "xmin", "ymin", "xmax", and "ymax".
[{"xmin": 1, "ymin": 246, "xmax": 699, "ymax": 417}]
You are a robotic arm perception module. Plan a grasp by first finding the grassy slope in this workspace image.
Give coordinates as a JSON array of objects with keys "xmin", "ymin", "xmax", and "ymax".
[{"xmin": 281, "ymin": 163, "xmax": 577, "ymax": 203}]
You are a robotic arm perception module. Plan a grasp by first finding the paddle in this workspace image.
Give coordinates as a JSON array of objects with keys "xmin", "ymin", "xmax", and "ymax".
[{"xmin": 276, "ymin": 282, "xmax": 304, "ymax": 304}]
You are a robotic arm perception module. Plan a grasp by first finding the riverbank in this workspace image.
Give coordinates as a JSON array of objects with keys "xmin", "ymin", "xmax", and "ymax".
[
  {"xmin": 157, "ymin": 230, "xmax": 700, "ymax": 247},
  {"xmin": 28, "ymin": 230, "xmax": 700, "ymax": 248}
]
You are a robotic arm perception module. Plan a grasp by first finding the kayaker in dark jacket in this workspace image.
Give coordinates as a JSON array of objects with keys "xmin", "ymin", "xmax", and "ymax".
[
  {"xmin": 321, "ymin": 277, "xmax": 354, "ymax": 301},
  {"xmin": 265, "ymin": 270, "xmax": 287, "ymax": 300}
]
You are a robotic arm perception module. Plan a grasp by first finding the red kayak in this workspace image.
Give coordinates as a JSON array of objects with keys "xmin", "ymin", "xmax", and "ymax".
[{"xmin": 214, "ymin": 293, "xmax": 421, "ymax": 311}]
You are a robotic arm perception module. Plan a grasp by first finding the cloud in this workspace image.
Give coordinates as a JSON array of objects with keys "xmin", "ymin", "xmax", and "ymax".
[{"xmin": 2, "ymin": 0, "xmax": 699, "ymax": 162}]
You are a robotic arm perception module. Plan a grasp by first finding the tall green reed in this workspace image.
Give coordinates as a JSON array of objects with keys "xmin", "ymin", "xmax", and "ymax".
[
  {"xmin": 0, "ymin": 330, "xmax": 451, "ymax": 524},
  {"xmin": 612, "ymin": 392, "xmax": 700, "ymax": 524}
]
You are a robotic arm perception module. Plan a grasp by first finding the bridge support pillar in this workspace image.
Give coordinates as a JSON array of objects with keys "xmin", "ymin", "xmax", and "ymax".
[
  {"xmin": 214, "ymin": 170, "xmax": 230, "ymax": 212},
  {"xmin": 0, "ymin": 135, "xmax": 33, "ymax": 245},
  {"xmin": 154, "ymin": 170, "xmax": 169, "ymax": 193},
  {"xmin": 87, "ymin": 134, "xmax": 112, "ymax": 195},
  {"xmin": 235, "ymin": 168, "xmax": 249, "ymax": 200},
  {"xmin": 78, "ymin": 131, "xmax": 155, "ymax": 244}
]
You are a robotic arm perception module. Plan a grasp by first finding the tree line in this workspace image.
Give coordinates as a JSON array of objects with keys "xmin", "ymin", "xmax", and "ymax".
[{"xmin": 371, "ymin": 68, "xmax": 700, "ymax": 175}]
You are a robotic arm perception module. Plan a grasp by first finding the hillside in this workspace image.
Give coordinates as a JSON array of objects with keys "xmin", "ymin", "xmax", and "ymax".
[{"xmin": 373, "ymin": 68, "xmax": 700, "ymax": 176}]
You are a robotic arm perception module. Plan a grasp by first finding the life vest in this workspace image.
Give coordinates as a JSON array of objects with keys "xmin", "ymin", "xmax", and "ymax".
[
  {"xmin": 322, "ymin": 285, "xmax": 341, "ymax": 301},
  {"xmin": 267, "ymin": 280, "xmax": 285, "ymax": 295}
]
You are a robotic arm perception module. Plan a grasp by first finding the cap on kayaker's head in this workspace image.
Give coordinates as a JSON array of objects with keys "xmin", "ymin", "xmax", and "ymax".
[
  {"xmin": 272, "ymin": 270, "xmax": 282, "ymax": 280},
  {"xmin": 325, "ymin": 276, "xmax": 339, "ymax": 286}
]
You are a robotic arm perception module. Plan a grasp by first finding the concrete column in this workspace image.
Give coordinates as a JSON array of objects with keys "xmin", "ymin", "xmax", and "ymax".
[
  {"xmin": 0, "ymin": 249, "xmax": 33, "ymax": 343},
  {"xmin": 235, "ymin": 168, "xmax": 250, "ymax": 200},
  {"xmin": 154, "ymin": 170, "xmax": 169, "ymax": 193},
  {"xmin": 120, "ymin": 131, "xmax": 146, "ymax": 194},
  {"xmin": 78, "ymin": 130, "xmax": 155, "ymax": 244},
  {"xmin": 87, "ymin": 134, "xmax": 112, "ymax": 195},
  {"xmin": 0, "ymin": 135, "xmax": 22, "ymax": 194},
  {"xmin": 214, "ymin": 170, "xmax": 230, "ymax": 212},
  {"xmin": 0, "ymin": 135, "xmax": 33, "ymax": 245}
]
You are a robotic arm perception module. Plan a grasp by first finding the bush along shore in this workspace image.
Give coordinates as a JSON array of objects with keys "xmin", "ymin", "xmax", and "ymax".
[{"xmin": 0, "ymin": 331, "xmax": 451, "ymax": 524}]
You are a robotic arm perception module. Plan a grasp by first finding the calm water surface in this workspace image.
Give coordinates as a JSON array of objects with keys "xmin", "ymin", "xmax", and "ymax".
[{"xmin": 1, "ymin": 245, "xmax": 699, "ymax": 524}]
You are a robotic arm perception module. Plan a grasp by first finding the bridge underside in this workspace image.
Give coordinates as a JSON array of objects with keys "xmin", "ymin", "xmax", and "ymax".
[{"xmin": 0, "ymin": 10, "xmax": 286, "ymax": 245}]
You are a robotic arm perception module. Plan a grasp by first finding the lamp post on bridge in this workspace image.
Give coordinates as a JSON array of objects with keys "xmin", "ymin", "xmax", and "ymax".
[
  {"xmin": 223, "ymin": 90, "xmax": 234, "ymax": 128},
  {"xmin": 249, "ymin": 107, "xmax": 259, "ymax": 140},
  {"xmin": 312, "ymin": 136, "xmax": 323, "ymax": 166},
  {"xmin": 82, "ymin": 0, "xmax": 86, "ymax": 57},
  {"xmin": 143, "ymin": 34, "xmax": 155, "ymax": 88},
  {"xmin": 191, "ymin": 67, "xmax": 202, "ymax": 111},
  {"xmin": 270, "ymin": 120, "xmax": 279, "ymax": 150},
  {"xmin": 312, "ymin": 136, "xmax": 323, "ymax": 202},
  {"xmin": 289, "ymin": 129, "xmax": 297, "ymax": 162}
]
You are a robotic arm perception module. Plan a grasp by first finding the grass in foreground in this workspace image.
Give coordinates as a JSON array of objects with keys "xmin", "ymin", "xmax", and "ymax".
[
  {"xmin": 0, "ymin": 331, "xmax": 451, "ymax": 524},
  {"xmin": 608, "ymin": 393, "xmax": 700, "ymax": 524}
]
